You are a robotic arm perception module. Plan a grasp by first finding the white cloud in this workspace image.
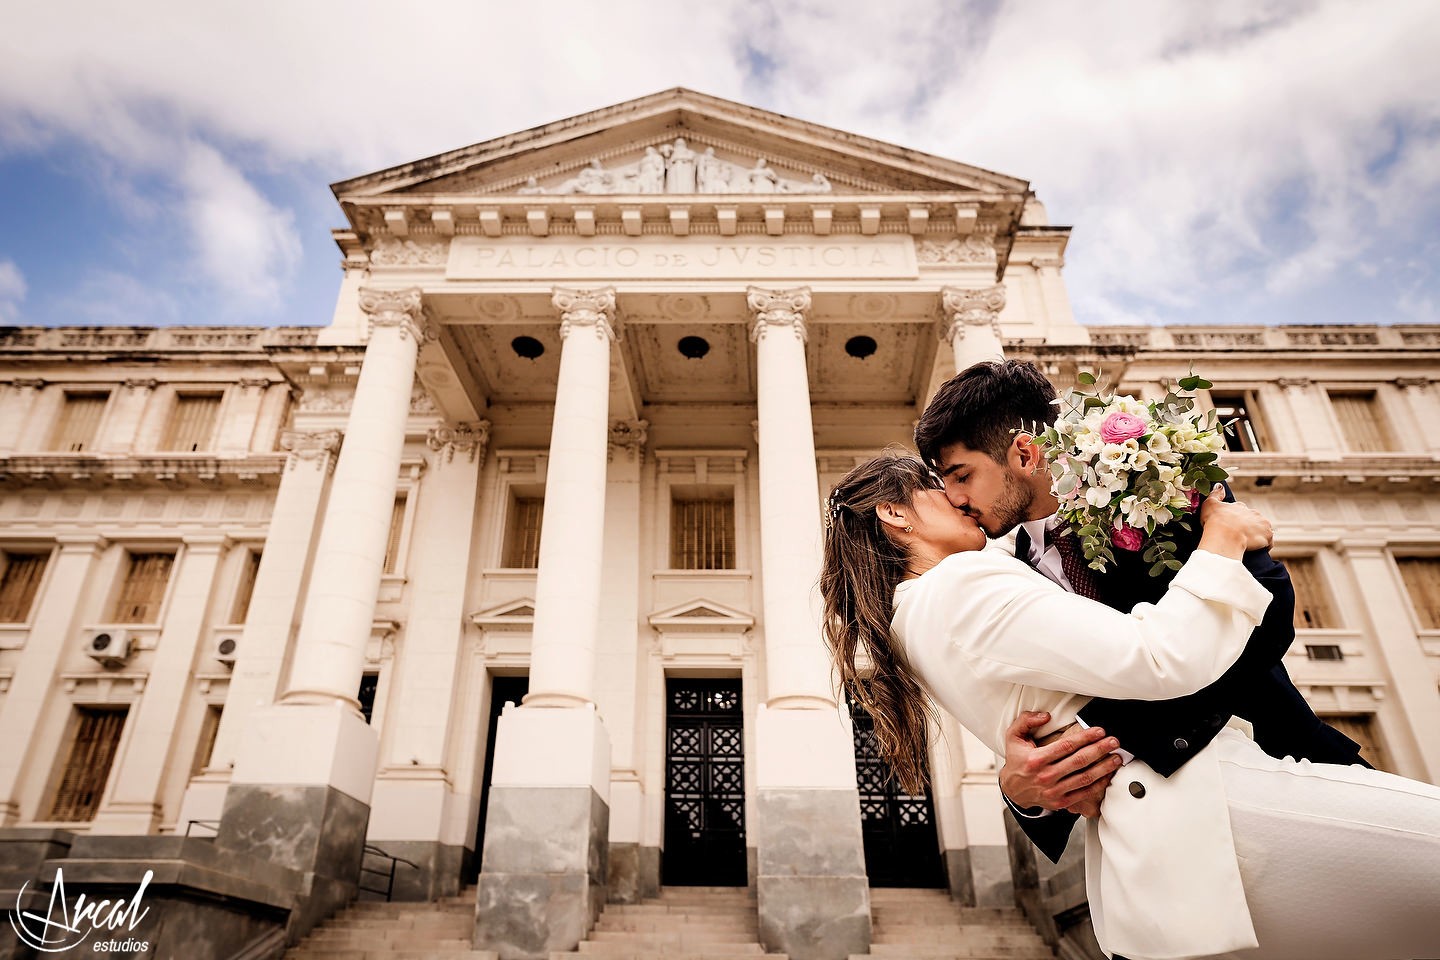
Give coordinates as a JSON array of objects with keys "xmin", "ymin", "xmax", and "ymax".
[
  {"xmin": 50, "ymin": 269, "xmax": 182, "ymax": 327},
  {"xmin": 0, "ymin": 0, "xmax": 1437, "ymax": 325},
  {"xmin": 0, "ymin": 259, "xmax": 26, "ymax": 322}
]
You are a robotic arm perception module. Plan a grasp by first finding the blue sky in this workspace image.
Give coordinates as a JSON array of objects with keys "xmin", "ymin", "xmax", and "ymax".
[{"xmin": 1, "ymin": 0, "xmax": 1437, "ymax": 330}]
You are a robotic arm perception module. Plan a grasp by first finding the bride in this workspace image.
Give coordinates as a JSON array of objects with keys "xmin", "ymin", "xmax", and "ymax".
[{"xmin": 819, "ymin": 450, "xmax": 1440, "ymax": 960}]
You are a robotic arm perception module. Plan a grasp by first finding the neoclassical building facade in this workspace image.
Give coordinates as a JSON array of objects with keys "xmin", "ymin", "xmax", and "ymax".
[{"xmin": 1, "ymin": 90, "xmax": 1438, "ymax": 960}]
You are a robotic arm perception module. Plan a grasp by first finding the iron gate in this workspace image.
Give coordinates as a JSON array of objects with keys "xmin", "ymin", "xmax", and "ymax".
[
  {"xmin": 663, "ymin": 679, "xmax": 746, "ymax": 886},
  {"xmin": 849, "ymin": 690, "xmax": 945, "ymax": 887}
]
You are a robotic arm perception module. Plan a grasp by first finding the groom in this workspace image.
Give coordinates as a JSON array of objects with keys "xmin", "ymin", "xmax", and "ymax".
[{"xmin": 914, "ymin": 359, "xmax": 1368, "ymax": 862}]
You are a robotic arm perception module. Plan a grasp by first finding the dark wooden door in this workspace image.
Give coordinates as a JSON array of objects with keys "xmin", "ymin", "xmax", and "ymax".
[{"xmin": 663, "ymin": 679, "xmax": 747, "ymax": 886}]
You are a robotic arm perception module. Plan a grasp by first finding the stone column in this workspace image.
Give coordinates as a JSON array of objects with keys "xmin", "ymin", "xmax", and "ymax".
[
  {"xmin": 1277, "ymin": 378, "xmax": 1342, "ymax": 459},
  {"xmin": 90, "ymin": 536, "xmax": 228, "ymax": 835},
  {"xmin": 1338, "ymin": 542, "xmax": 1440, "ymax": 780},
  {"xmin": 0, "ymin": 379, "xmax": 44, "ymax": 453},
  {"xmin": 216, "ymin": 378, "xmax": 269, "ymax": 453},
  {"xmin": 367, "ymin": 421, "xmax": 488, "ymax": 901},
  {"xmin": 1396, "ymin": 379, "xmax": 1440, "ymax": 454},
  {"xmin": 748, "ymin": 286, "xmax": 870, "ymax": 960},
  {"xmin": 595, "ymin": 419, "xmax": 649, "ymax": 902},
  {"xmin": 216, "ymin": 287, "xmax": 423, "ymax": 927},
  {"xmin": 940, "ymin": 285, "xmax": 1007, "ymax": 373},
  {"xmin": 95, "ymin": 380, "xmax": 156, "ymax": 454},
  {"xmin": 176, "ymin": 429, "xmax": 340, "ymax": 828},
  {"xmin": 475, "ymin": 288, "xmax": 615, "ymax": 960},
  {"xmin": 0, "ymin": 536, "xmax": 108, "ymax": 825}
]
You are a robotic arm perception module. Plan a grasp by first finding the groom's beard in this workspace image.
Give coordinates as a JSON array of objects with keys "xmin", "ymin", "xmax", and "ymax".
[{"xmin": 981, "ymin": 469, "xmax": 1034, "ymax": 539}]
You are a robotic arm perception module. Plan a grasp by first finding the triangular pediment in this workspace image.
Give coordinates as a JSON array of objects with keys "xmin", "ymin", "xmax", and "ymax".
[
  {"xmin": 648, "ymin": 597, "xmax": 755, "ymax": 632},
  {"xmin": 470, "ymin": 598, "xmax": 537, "ymax": 627},
  {"xmin": 332, "ymin": 88, "xmax": 1028, "ymax": 201}
]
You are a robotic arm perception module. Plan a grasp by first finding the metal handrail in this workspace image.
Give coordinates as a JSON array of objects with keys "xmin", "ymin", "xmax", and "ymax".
[
  {"xmin": 184, "ymin": 819, "xmax": 221, "ymax": 838},
  {"xmin": 359, "ymin": 843, "xmax": 419, "ymax": 902}
]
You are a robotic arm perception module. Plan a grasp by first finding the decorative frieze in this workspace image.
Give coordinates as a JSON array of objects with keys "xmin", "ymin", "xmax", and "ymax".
[
  {"xmin": 747, "ymin": 286, "xmax": 811, "ymax": 343},
  {"xmin": 370, "ymin": 238, "xmax": 450, "ymax": 267},
  {"xmin": 427, "ymin": 421, "xmax": 491, "ymax": 464},
  {"xmin": 917, "ymin": 235, "xmax": 996, "ymax": 265}
]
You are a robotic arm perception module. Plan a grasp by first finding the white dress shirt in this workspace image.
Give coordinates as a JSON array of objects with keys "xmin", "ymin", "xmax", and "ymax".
[{"xmin": 1020, "ymin": 513, "xmax": 1073, "ymax": 592}]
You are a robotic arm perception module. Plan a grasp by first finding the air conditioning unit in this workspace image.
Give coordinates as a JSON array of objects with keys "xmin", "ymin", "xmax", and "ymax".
[
  {"xmin": 212, "ymin": 634, "xmax": 240, "ymax": 667},
  {"xmin": 83, "ymin": 628, "xmax": 133, "ymax": 667}
]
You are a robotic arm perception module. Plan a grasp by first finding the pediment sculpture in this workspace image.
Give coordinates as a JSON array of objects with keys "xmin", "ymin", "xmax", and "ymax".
[{"xmin": 519, "ymin": 138, "xmax": 834, "ymax": 196}]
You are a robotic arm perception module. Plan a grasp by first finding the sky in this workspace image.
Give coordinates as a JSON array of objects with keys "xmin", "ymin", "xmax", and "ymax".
[{"xmin": 1, "ymin": 0, "xmax": 1437, "ymax": 330}]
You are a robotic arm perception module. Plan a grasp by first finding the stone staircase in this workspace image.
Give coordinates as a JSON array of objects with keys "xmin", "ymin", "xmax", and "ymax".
[
  {"xmin": 551, "ymin": 885, "xmax": 783, "ymax": 960},
  {"xmin": 283, "ymin": 885, "xmax": 1052, "ymax": 960},
  {"xmin": 284, "ymin": 887, "xmax": 494, "ymax": 960},
  {"xmin": 858, "ymin": 887, "xmax": 1054, "ymax": 960}
]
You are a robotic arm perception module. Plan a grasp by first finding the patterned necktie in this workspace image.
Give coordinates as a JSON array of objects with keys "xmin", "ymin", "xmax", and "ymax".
[{"xmin": 1046, "ymin": 524, "xmax": 1103, "ymax": 602}]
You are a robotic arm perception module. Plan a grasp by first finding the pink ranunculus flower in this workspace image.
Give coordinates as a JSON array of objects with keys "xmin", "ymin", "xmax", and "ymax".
[
  {"xmin": 1100, "ymin": 411, "xmax": 1149, "ymax": 444},
  {"xmin": 1112, "ymin": 524, "xmax": 1146, "ymax": 552},
  {"xmin": 1187, "ymin": 487, "xmax": 1203, "ymax": 511}
]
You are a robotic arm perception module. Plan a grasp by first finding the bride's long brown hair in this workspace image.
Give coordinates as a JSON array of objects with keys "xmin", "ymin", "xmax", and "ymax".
[{"xmin": 820, "ymin": 450, "xmax": 940, "ymax": 795}]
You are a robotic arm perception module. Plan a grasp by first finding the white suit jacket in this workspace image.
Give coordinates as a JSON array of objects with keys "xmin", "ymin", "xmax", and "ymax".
[{"xmin": 892, "ymin": 548, "xmax": 1273, "ymax": 960}]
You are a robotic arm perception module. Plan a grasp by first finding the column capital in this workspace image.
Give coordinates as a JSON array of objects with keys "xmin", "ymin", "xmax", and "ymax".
[
  {"xmin": 1277, "ymin": 377, "xmax": 1313, "ymax": 390},
  {"xmin": 181, "ymin": 534, "xmax": 233, "ymax": 554},
  {"xmin": 938, "ymin": 284, "xmax": 1006, "ymax": 344},
  {"xmin": 427, "ymin": 420, "xmax": 491, "ymax": 465},
  {"xmin": 552, "ymin": 286, "xmax": 618, "ymax": 342},
  {"xmin": 747, "ymin": 286, "xmax": 811, "ymax": 343},
  {"xmin": 608, "ymin": 419, "xmax": 649, "ymax": 462},
  {"xmin": 281, "ymin": 429, "xmax": 342, "ymax": 472},
  {"xmin": 123, "ymin": 378, "xmax": 159, "ymax": 391},
  {"xmin": 1396, "ymin": 377, "xmax": 1432, "ymax": 390},
  {"xmin": 236, "ymin": 377, "xmax": 273, "ymax": 391},
  {"xmin": 358, "ymin": 286, "xmax": 428, "ymax": 341},
  {"xmin": 9, "ymin": 378, "xmax": 45, "ymax": 390},
  {"xmin": 54, "ymin": 534, "xmax": 110, "ymax": 553}
]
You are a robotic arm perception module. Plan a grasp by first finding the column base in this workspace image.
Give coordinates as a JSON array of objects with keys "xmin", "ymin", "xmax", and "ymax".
[
  {"xmin": 606, "ymin": 842, "xmax": 661, "ymax": 903},
  {"xmin": 363, "ymin": 839, "xmax": 465, "ymax": 901},
  {"xmin": 944, "ymin": 844, "xmax": 1014, "ymax": 907},
  {"xmin": 474, "ymin": 705, "xmax": 611, "ymax": 960},
  {"xmin": 753, "ymin": 706, "xmax": 871, "ymax": 960}
]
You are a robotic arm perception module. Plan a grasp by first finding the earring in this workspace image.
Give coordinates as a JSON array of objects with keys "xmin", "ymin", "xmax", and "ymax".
[{"xmin": 904, "ymin": 525, "xmax": 914, "ymax": 534}]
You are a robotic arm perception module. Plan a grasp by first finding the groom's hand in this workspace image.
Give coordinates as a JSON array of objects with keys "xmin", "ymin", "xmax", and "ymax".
[{"xmin": 1000, "ymin": 712, "xmax": 1123, "ymax": 819}]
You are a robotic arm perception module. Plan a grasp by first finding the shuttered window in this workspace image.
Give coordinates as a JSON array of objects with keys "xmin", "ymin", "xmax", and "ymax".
[
  {"xmin": 1329, "ymin": 391, "xmax": 1394, "ymax": 453},
  {"xmin": 230, "ymin": 550, "xmax": 261, "ymax": 623},
  {"xmin": 49, "ymin": 392, "xmax": 108, "ymax": 452},
  {"xmin": 190, "ymin": 705, "xmax": 223, "ymax": 777},
  {"xmin": 0, "ymin": 551, "xmax": 49, "ymax": 622},
  {"xmin": 111, "ymin": 552, "xmax": 174, "ymax": 624},
  {"xmin": 670, "ymin": 489, "xmax": 737, "ymax": 570},
  {"xmin": 49, "ymin": 707, "xmax": 128, "ymax": 821},
  {"xmin": 1395, "ymin": 557, "xmax": 1440, "ymax": 629},
  {"xmin": 382, "ymin": 499, "xmax": 406, "ymax": 575},
  {"xmin": 161, "ymin": 394, "xmax": 222, "ymax": 452},
  {"xmin": 1210, "ymin": 391, "xmax": 1265, "ymax": 452},
  {"xmin": 1322, "ymin": 714, "xmax": 1390, "ymax": 772},
  {"xmin": 502, "ymin": 495, "xmax": 544, "ymax": 568},
  {"xmin": 1287, "ymin": 556, "xmax": 1337, "ymax": 629}
]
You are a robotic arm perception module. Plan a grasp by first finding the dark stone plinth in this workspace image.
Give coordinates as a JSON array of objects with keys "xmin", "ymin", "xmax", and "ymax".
[
  {"xmin": 604, "ymin": 844, "xmax": 660, "ymax": 903},
  {"xmin": 216, "ymin": 783, "xmax": 369, "ymax": 884},
  {"xmin": 362, "ymin": 839, "xmax": 464, "ymax": 901},
  {"xmin": 754, "ymin": 789, "xmax": 870, "ymax": 960},
  {"xmin": 944, "ymin": 846, "xmax": 976, "ymax": 905},
  {"xmin": 475, "ymin": 785, "xmax": 608, "ymax": 959}
]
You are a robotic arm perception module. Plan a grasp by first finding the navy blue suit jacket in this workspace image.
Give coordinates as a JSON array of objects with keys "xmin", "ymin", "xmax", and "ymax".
[{"xmin": 1009, "ymin": 518, "xmax": 1367, "ymax": 862}]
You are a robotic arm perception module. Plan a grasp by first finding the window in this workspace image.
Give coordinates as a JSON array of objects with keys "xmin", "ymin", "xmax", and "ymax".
[
  {"xmin": 50, "ymin": 707, "xmax": 128, "ymax": 821},
  {"xmin": 160, "ymin": 394, "xmax": 222, "ymax": 452},
  {"xmin": 1305, "ymin": 644, "xmax": 1344, "ymax": 661},
  {"xmin": 502, "ymin": 493, "xmax": 544, "ymax": 568},
  {"xmin": 230, "ymin": 550, "xmax": 261, "ymax": 624},
  {"xmin": 48, "ymin": 392, "xmax": 109, "ymax": 452},
  {"xmin": 670, "ymin": 487, "xmax": 737, "ymax": 570},
  {"xmin": 190, "ymin": 705, "xmax": 223, "ymax": 777},
  {"xmin": 1395, "ymin": 557, "xmax": 1440, "ymax": 629},
  {"xmin": 358, "ymin": 673, "xmax": 379, "ymax": 725},
  {"xmin": 1210, "ymin": 391, "xmax": 1265, "ymax": 452},
  {"xmin": 111, "ymin": 552, "xmax": 175, "ymax": 624},
  {"xmin": 382, "ymin": 499, "xmax": 406, "ymax": 575},
  {"xmin": 0, "ymin": 551, "xmax": 49, "ymax": 622},
  {"xmin": 1322, "ymin": 714, "xmax": 1390, "ymax": 772},
  {"xmin": 1286, "ymin": 556, "xmax": 1337, "ymax": 629},
  {"xmin": 1329, "ymin": 391, "xmax": 1394, "ymax": 453}
]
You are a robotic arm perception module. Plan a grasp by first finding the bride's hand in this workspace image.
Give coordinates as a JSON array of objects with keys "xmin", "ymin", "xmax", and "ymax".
[{"xmin": 1199, "ymin": 485, "xmax": 1274, "ymax": 556}]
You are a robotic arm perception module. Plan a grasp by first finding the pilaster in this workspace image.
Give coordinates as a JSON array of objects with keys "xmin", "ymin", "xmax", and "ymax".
[
  {"xmin": 1396, "ymin": 378, "xmax": 1440, "ymax": 454},
  {"xmin": 91, "ymin": 536, "xmax": 229, "ymax": 835},
  {"xmin": 1277, "ymin": 378, "xmax": 1342, "ymax": 459},
  {"xmin": 0, "ymin": 536, "xmax": 108, "ymax": 826},
  {"xmin": 0, "ymin": 379, "xmax": 44, "ymax": 453},
  {"xmin": 95, "ymin": 379, "xmax": 156, "ymax": 454}
]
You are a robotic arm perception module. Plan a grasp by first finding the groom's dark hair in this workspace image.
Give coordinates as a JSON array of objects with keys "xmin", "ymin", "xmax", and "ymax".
[{"xmin": 914, "ymin": 360, "xmax": 1057, "ymax": 466}]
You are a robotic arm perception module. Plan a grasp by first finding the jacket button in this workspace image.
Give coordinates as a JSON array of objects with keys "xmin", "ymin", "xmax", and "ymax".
[
  {"xmin": 1173, "ymin": 737, "xmax": 1189, "ymax": 751},
  {"xmin": 1128, "ymin": 781, "xmax": 1146, "ymax": 799}
]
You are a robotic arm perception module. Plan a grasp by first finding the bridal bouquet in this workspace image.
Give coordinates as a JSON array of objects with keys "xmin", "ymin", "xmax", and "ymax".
[{"xmin": 1037, "ymin": 373, "xmax": 1230, "ymax": 576}]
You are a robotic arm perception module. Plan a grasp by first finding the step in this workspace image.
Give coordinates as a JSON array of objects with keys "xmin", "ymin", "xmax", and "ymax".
[
  {"xmin": 287, "ymin": 951, "xmax": 497, "ymax": 960},
  {"xmin": 554, "ymin": 954, "xmax": 787, "ymax": 960},
  {"xmin": 588, "ymin": 931, "xmax": 762, "ymax": 945},
  {"xmin": 578, "ymin": 942, "xmax": 766, "ymax": 956},
  {"xmin": 594, "ymin": 917, "xmax": 759, "ymax": 931},
  {"xmin": 865, "ymin": 946, "xmax": 1054, "ymax": 959}
]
